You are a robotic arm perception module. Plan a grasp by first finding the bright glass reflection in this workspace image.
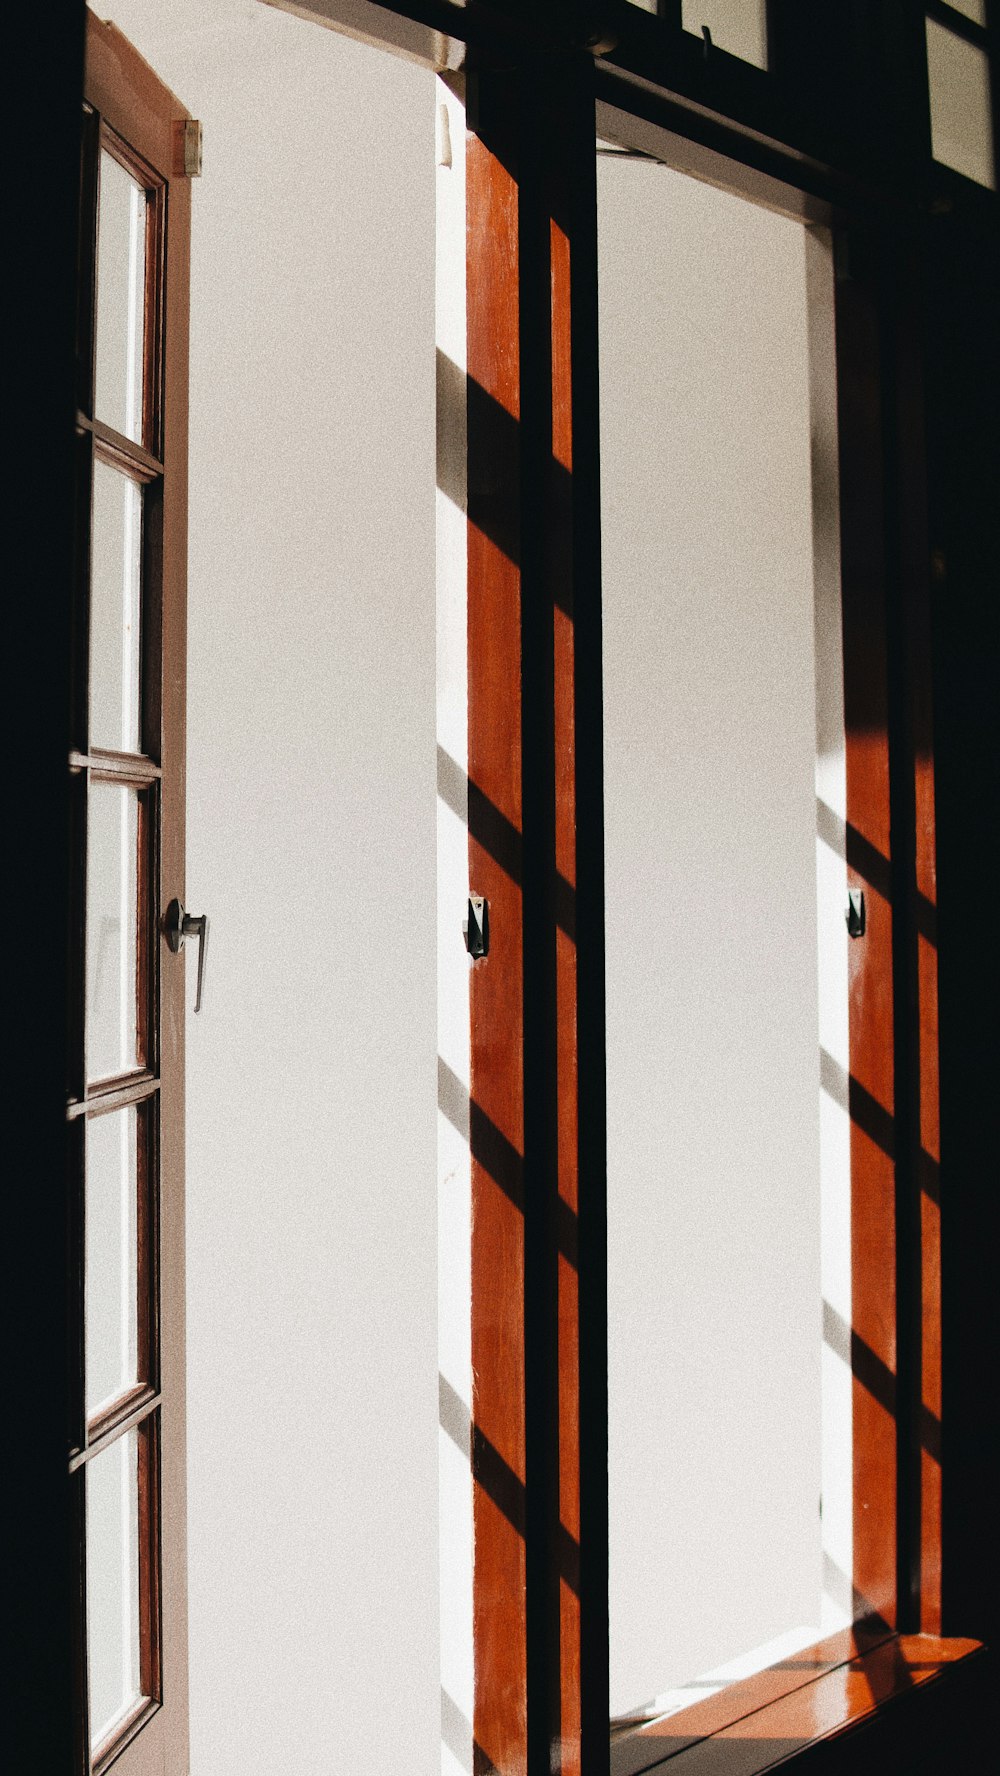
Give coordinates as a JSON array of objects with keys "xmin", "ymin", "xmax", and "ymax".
[
  {"xmin": 87, "ymin": 1430, "xmax": 141, "ymax": 1750},
  {"xmin": 95, "ymin": 150, "xmax": 147, "ymax": 444},
  {"xmin": 926, "ymin": 19, "xmax": 996, "ymax": 189},
  {"xmin": 682, "ymin": 0, "xmax": 767, "ymax": 68},
  {"xmin": 945, "ymin": 1, "xmax": 986, "ymax": 25},
  {"xmin": 86, "ymin": 1107, "xmax": 139, "ymax": 1420},
  {"xmin": 599, "ymin": 154, "xmax": 848, "ymax": 1720},
  {"xmin": 86, "ymin": 783, "xmax": 140, "ymax": 1082},
  {"xmin": 91, "ymin": 459, "xmax": 142, "ymax": 753}
]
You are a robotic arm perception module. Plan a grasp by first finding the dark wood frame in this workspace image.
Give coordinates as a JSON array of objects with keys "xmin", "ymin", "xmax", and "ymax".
[
  {"xmin": 435, "ymin": 4, "xmax": 997, "ymax": 1772},
  {"xmin": 459, "ymin": 50, "xmax": 977, "ymax": 1771},
  {"xmin": 7, "ymin": 1, "xmax": 997, "ymax": 1772}
]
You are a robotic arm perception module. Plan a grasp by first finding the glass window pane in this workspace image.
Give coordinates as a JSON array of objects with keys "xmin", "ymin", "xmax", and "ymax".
[
  {"xmin": 95, "ymin": 150, "xmax": 147, "ymax": 444},
  {"xmin": 682, "ymin": 1, "xmax": 768, "ymax": 69},
  {"xmin": 599, "ymin": 158, "xmax": 844, "ymax": 1719},
  {"xmin": 946, "ymin": 1, "xmax": 987, "ymax": 26},
  {"xmin": 86, "ymin": 1108, "xmax": 139, "ymax": 1420},
  {"xmin": 87, "ymin": 1430, "xmax": 141, "ymax": 1751},
  {"xmin": 87, "ymin": 783, "xmax": 140, "ymax": 1083},
  {"xmin": 926, "ymin": 20, "xmax": 996, "ymax": 189},
  {"xmin": 91, "ymin": 460, "xmax": 142, "ymax": 753}
]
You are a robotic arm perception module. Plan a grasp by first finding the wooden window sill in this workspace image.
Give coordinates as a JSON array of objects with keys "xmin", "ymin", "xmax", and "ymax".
[{"xmin": 610, "ymin": 1631, "xmax": 984, "ymax": 1775}]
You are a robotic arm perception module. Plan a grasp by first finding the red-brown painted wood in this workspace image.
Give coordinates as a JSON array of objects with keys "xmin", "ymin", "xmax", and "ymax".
[
  {"xmin": 552, "ymin": 198, "xmax": 582, "ymax": 1776},
  {"xmin": 466, "ymin": 86, "xmax": 529, "ymax": 1776},
  {"xmin": 465, "ymin": 60, "xmax": 605, "ymax": 1775},
  {"xmin": 906, "ymin": 374, "xmax": 942, "ymax": 1641},
  {"xmin": 78, "ymin": 19, "xmax": 192, "ymax": 1775},
  {"xmin": 613, "ymin": 1633, "xmax": 982, "ymax": 1776},
  {"xmin": 834, "ymin": 236, "xmax": 898, "ymax": 1634}
]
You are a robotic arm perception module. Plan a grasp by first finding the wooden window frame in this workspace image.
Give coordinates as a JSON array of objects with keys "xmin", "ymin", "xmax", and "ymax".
[
  {"xmin": 68, "ymin": 14, "xmax": 193, "ymax": 1775},
  {"xmin": 921, "ymin": 2, "xmax": 1000, "ymax": 198},
  {"xmin": 6, "ymin": 1, "xmax": 996, "ymax": 1771},
  {"xmin": 391, "ymin": 4, "xmax": 993, "ymax": 1772}
]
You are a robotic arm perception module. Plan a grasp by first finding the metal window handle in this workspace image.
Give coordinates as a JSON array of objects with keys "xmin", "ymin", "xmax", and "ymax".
[{"xmin": 164, "ymin": 899, "xmax": 209, "ymax": 1012}]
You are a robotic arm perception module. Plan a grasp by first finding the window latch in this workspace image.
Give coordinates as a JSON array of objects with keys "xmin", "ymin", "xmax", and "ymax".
[
  {"xmin": 164, "ymin": 899, "xmax": 210, "ymax": 1011},
  {"xmin": 463, "ymin": 895, "xmax": 489, "ymax": 960}
]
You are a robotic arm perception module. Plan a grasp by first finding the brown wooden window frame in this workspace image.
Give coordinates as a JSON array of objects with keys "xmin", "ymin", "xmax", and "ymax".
[
  {"xmin": 422, "ymin": 6, "xmax": 992, "ymax": 1773},
  {"xmin": 70, "ymin": 13, "xmax": 193, "ymax": 1775}
]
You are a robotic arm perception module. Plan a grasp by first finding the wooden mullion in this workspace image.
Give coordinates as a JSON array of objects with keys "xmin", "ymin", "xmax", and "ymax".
[
  {"xmin": 563, "ymin": 73, "xmax": 609, "ymax": 1776},
  {"xmin": 879, "ymin": 226, "xmax": 942, "ymax": 1635},
  {"xmin": 84, "ymin": 417, "xmax": 165, "ymax": 481},
  {"xmin": 143, "ymin": 177, "xmax": 166, "ymax": 461},
  {"xmin": 833, "ymin": 223, "xmax": 899, "ymax": 1635},
  {"xmin": 137, "ymin": 780, "xmax": 153, "ymax": 1075},
  {"xmin": 517, "ymin": 59, "xmax": 563, "ymax": 1776},
  {"xmin": 142, "ymin": 463, "xmax": 164, "ymax": 765},
  {"xmin": 137, "ymin": 1412, "xmax": 163, "ymax": 1704},
  {"xmin": 71, "ymin": 1461, "xmax": 90, "ymax": 1776},
  {"xmin": 71, "ymin": 1387, "xmax": 162, "ymax": 1470},
  {"xmin": 142, "ymin": 1088, "xmax": 161, "ymax": 1401},
  {"xmin": 465, "ymin": 51, "xmax": 607, "ymax": 1776},
  {"xmin": 73, "ymin": 750, "xmax": 162, "ymax": 781},
  {"xmin": 466, "ymin": 65, "xmax": 529, "ymax": 1776},
  {"xmin": 529, "ymin": 52, "xmax": 609, "ymax": 1776},
  {"xmin": 68, "ymin": 1073, "xmax": 160, "ymax": 1121},
  {"xmin": 68, "ymin": 1113, "xmax": 86, "ymax": 1456},
  {"xmin": 71, "ymin": 428, "xmax": 94, "ymax": 759},
  {"xmin": 92, "ymin": 1698, "xmax": 160, "ymax": 1776}
]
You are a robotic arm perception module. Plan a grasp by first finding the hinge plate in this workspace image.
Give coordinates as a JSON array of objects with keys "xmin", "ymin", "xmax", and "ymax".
[{"xmin": 176, "ymin": 118, "xmax": 203, "ymax": 178}]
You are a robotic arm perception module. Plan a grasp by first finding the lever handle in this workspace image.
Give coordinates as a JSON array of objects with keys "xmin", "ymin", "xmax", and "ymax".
[{"xmin": 163, "ymin": 899, "xmax": 210, "ymax": 1012}]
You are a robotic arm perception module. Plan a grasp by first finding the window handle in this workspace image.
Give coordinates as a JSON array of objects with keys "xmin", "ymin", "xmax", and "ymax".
[{"xmin": 163, "ymin": 899, "xmax": 210, "ymax": 1012}]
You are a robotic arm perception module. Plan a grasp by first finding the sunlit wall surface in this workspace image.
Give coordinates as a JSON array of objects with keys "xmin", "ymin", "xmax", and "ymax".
[
  {"xmin": 599, "ymin": 154, "xmax": 848, "ymax": 1718},
  {"xmin": 94, "ymin": 4, "xmax": 439, "ymax": 1772}
]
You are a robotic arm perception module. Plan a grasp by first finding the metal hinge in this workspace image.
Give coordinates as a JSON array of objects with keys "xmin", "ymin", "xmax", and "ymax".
[{"xmin": 177, "ymin": 118, "xmax": 203, "ymax": 178}]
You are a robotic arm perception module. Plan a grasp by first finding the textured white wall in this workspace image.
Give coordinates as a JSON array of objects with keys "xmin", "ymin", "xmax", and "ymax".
[
  {"xmin": 599, "ymin": 157, "xmax": 834, "ymax": 1716},
  {"xmin": 99, "ymin": 5, "xmax": 439, "ymax": 1771}
]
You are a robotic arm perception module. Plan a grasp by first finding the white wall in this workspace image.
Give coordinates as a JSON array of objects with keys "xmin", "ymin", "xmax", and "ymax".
[
  {"xmin": 598, "ymin": 157, "xmax": 842, "ymax": 1716},
  {"xmin": 90, "ymin": 3, "xmax": 853, "ymax": 1749},
  {"xmin": 99, "ymin": 5, "xmax": 439, "ymax": 1771}
]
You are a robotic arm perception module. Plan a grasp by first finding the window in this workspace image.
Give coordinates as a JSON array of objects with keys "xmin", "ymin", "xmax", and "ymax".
[
  {"xmin": 925, "ymin": 3, "xmax": 996, "ymax": 188},
  {"xmin": 70, "ymin": 14, "xmax": 194, "ymax": 1771},
  {"xmin": 5, "ymin": 0, "xmax": 994, "ymax": 1768}
]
